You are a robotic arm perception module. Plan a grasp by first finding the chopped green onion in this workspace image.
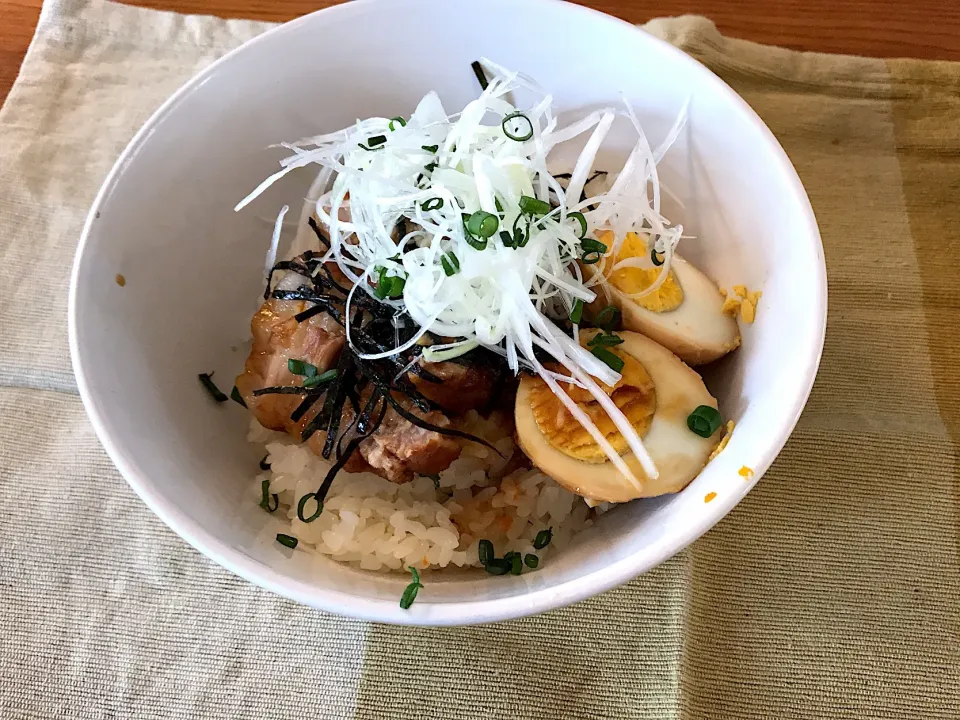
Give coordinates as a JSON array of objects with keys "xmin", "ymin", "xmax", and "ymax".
[
  {"xmin": 581, "ymin": 251, "xmax": 601, "ymax": 264},
  {"xmin": 287, "ymin": 359, "xmax": 318, "ymax": 377},
  {"xmin": 388, "ymin": 116, "xmax": 406, "ymax": 131},
  {"xmin": 518, "ymin": 195, "xmax": 551, "ymax": 216},
  {"xmin": 465, "ymin": 235, "xmax": 488, "ymax": 251},
  {"xmin": 357, "ymin": 136, "xmax": 387, "ymax": 151},
  {"xmin": 374, "ymin": 267, "xmax": 406, "ymax": 299},
  {"xmin": 499, "ymin": 230, "xmax": 515, "ymax": 248},
  {"xmin": 259, "ymin": 479, "xmax": 278, "ymax": 513},
  {"xmin": 591, "ymin": 346, "xmax": 624, "ymax": 373},
  {"xmin": 427, "ymin": 474, "xmax": 441, "ymax": 489},
  {"xmin": 230, "ymin": 385, "xmax": 247, "ymax": 407},
  {"xmin": 484, "ymin": 559, "xmax": 510, "ymax": 575},
  {"xmin": 375, "ymin": 278, "xmax": 404, "ymax": 299},
  {"xmin": 259, "ymin": 456, "xmax": 271, "ymax": 471},
  {"xmin": 373, "ymin": 271, "xmax": 388, "ymax": 299},
  {"xmin": 502, "ymin": 551, "xmax": 524, "ymax": 575},
  {"xmin": 424, "ymin": 162, "xmax": 438, "ymax": 172},
  {"xmin": 651, "ymin": 248, "xmax": 665, "ymax": 266},
  {"xmin": 471, "ymin": 60, "xmax": 489, "ymax": 91},
  {"xmin": 533, "ymin": 528, "xmax": 553, "ymax": 550},
  {"xmin": 569, "ymin": 299, "xmax": 584, "ymax": 325},
  {"xmin": 494, "ymin": 197, "xmax": 504, "ymax": 214},
  {"xmin": 276, "ymin": 533, "xmax": 298, "ymax": 549},
  {"xmin": 502, "ymin": 111, "xmax": 534, "ymax": 142},
  {"xmin": 580, "ymin": 238, "xmax": 607, "ymax": 265},
  {"xmin": 198, "ymin": 373, "xmax": 228, "ymax": 403},
  {"xmin": 687, "ymin": 405, "xmax": 723, "ymax": 438},
  {"xmin": 297, "ymin": 493, "xmax": 322, "ymax": 522},
  {"xmin": 399, "ymin": 582, "xmax": 420, "ymax": 609},
  {"xmin": 580, "ymin": 238, "xmax": 607, "ymax": 253},
  {"xmin": 567, "ymin": 212, "xmax": 588, "ymax": 239},
  {"xmin": 524, "ymin": 553, "xmax": 539, "ymax": 569},
  {"xmin": 462, "ymin": 215, "xmax": 489, "ymax": 250},
  {"xmin": 466, "ymin": 210, "xmax": 499, "ymax": 238},
  {"xmin": 478, "ymin": 539, "xmax": 494, "ymax": 566},
  {"xmin": 587, "ymin": 333, "xmax": 624, "ymax": 348},
  {"xmin": 510, "ymin": 213, "xmax": 531, "ymax": 247},
  {"xmin": 441, "ymin": 252, "xmax": 460, "ymax": 276},
  {"xmin": 303, "ymin": 368, "xmax": 338, "ymax": 388},
  {"xmin": 400, "ymin": 566, "xmax": 423, "ymax": 610},
  {"xmin": 421, "ymin": 144, "xmax": 439, "ymax": 153},
  {"xmin": 421, "ymin": 198, "xmax": 443, "ymax": 211},
  {"xmin": 595, "ymin": 306, "xmax": 621, "ymax": 331},
  {"xmin": 388, "ymin": 276, "xmax": 406, "ymax": 298}
]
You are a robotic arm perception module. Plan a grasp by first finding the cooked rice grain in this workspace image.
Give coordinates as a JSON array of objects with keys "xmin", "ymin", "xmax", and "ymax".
[{"xmin": 249, "ymin": 410, "xmax": 593, "ymax": 572}]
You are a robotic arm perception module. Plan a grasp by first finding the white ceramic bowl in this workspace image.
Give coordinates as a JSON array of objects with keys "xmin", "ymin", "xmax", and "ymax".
[{"xmin": 69, "ymin": 0, "xmax": 826, "ymax": 625}]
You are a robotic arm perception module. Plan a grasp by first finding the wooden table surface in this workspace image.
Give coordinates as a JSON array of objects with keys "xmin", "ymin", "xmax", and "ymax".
[{"xmin": 2, "ymin": 0, "xmax": 960, "ymax": 108}]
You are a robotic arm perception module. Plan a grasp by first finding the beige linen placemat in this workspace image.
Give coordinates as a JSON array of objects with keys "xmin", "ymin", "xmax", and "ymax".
[{"xmin": 1, "ymin": 1, "xmax": 957, "ymax": 717}]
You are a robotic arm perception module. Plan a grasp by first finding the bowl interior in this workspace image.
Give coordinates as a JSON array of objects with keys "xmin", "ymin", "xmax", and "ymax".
[{"xmin": 70, "ymin": 0, "xmax": 824, "ymax": 624}]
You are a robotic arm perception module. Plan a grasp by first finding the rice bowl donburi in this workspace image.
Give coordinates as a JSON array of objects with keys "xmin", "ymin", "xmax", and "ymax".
[{"xmin": 201, "ymin": 60, "xmax": 758, "ymax": 607}]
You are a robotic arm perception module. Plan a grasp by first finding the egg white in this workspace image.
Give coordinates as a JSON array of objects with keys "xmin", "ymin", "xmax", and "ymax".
[{"xmin": 597, "ymin": 255, "xmax": 740, "ymax": 366}]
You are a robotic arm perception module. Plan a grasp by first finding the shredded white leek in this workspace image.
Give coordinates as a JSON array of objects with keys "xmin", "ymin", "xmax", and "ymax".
[
  {"xmin": 422, "ymin": 339, "xmax": 480, "ymax": 364},
  {"xmin": 263, "ymin": 204, "xmax": 289, "ymax": 284},
  {"xmin": 237, "ymin": 59, "xmax": 690, "ymax": 488}
]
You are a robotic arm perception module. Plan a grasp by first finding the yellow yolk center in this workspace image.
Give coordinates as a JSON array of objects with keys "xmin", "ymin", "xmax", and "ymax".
[
  {"xmin": 527, "ymin": 348, "xmax": 657, "ymax": 463},
  {"xmin": 598, "ymin": 230, "xmax": 684, "ymax": 313}
]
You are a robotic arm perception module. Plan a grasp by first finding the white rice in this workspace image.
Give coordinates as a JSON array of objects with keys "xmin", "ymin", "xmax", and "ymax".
[{"xmin": 249, "ymin": 410, "xmax": 596, "ymax": 572}]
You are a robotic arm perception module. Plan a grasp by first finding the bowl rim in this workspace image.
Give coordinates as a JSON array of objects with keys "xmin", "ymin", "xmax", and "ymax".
[{"xmin": 68, "ymin": 0, "xmax": 827, "ymax": 626}]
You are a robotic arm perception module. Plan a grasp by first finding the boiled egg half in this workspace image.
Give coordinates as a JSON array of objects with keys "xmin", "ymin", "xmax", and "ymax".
[
  {"xmin": 515, "ymin": 330, "xmax": 722, "ymax": 503},
  {"xmin": 584, "ymin": 231, "xmax": 740, "ymax": 366}
]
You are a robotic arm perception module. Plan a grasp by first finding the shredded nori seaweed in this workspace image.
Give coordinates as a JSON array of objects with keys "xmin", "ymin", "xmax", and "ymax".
[
  {"xmin": 293, "ymin": 303, "xmax": 329, "ymax": 323},
  {"xmin": 290, "ymin": 393, "xmax": 324, "ymax": 423},
  {"xmin": 230, "ymin": 385, "xmax": 247, "ymax": 407},
  {"xmin": 471, "ymin": 60, "xmax": 489, "ymax": 91},
  {"xmin": 198, "ymin": 373, "xmax": 228, "ymax": 403},
  {"xmin": 252, "ymin": 386, "xmax": 316, "ymax": 396},
  {"xmin": 320, "ymin": 360, "xmax": 350, "ymax": 459}
]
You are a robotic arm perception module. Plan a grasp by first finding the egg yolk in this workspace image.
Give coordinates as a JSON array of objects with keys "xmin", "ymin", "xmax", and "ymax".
[
  {"xmin": 721, "ymin": 297, "xmax": 742, "ymax": 317},
  {"xmin": 721, "ymin": 286, "xmax": 762, "ymax": 324},
  {"xmin": 707, "ymin": 420, "xmax": 735, "ymax": 462},
  {"xmin": 527, "ymin": 348, "xmax": 657, "ymax": 463},
  {"xmin": 598, "ymin": 231, "xmax": 684, "ymax": 313}
]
